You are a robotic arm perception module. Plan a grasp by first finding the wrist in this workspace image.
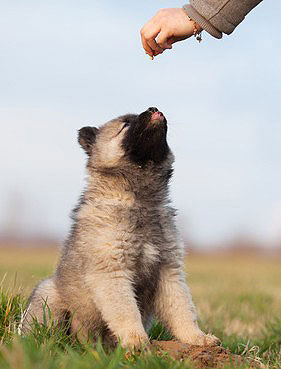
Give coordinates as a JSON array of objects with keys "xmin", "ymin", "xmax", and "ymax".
[{"xmin": 187, "ymin": 15, "xmax": 203, "ymax": 42}]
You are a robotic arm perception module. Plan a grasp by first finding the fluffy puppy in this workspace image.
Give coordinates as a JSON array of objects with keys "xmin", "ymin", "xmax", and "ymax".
[{"xmin": 21, "ymin": 107, "xmax": 217, "ymax": 348}]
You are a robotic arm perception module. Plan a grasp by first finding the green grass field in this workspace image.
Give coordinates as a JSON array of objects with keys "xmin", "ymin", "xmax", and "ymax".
[{"xmin": 0, "ymin": 247, "xmax": 281, "ymax": 368}]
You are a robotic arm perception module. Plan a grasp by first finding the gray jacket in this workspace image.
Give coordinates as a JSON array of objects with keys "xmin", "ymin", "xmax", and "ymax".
[{"xmin": 183, "ymin": 0, "xmax": 263, "ymax": 39}]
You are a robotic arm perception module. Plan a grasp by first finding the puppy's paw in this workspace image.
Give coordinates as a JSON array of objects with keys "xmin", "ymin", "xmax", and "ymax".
[
  {"xmin": 121, "ymin": 331, "xmax": 149, "ymax": 350},
  {"xmin": 202, "ymin": 333, "xmax": 220, "ymax": 346},
  {"xmin": 181, "ymin": 330, "xmax": 220, "ymax": 346}
]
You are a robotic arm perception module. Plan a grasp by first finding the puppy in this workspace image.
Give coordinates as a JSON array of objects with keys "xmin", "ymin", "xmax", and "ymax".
[{"xmin": 21, "ymin": 107, "xmax": 217, "ymax": 348}]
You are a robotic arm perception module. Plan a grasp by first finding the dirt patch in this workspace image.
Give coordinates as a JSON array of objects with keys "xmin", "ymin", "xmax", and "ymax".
[{"xmin": 151, "ymin": 340, "xmax": 261, "ymax": 368}]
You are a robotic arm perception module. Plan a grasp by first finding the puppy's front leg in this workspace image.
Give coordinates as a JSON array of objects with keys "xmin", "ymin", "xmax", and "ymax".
[
  {"xmin": 88, "ymin": 272, "xmax": 148, "ymax": 348},
  {"xmin": 154, "ymin": 267, "xmax": 218, "ymax": 346}
]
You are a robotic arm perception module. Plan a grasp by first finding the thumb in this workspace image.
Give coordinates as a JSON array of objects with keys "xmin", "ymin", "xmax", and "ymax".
[{"xmin": 156, "ymin": 30, "xmax": 171, "ymax": 49}]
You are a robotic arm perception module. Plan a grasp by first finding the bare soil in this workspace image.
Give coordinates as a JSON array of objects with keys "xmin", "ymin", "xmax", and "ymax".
[{"xmin": 151, "ymin": 340, "xmax": 260, "ymax": 368}]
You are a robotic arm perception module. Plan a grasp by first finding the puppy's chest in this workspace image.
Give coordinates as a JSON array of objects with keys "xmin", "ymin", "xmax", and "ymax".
[
  {"xmin": 126, "ymin": 238, "xmax": 161, "ymax": 298},
  {"xmin": 123, "ymin": 209, "xmax": 167, "ymax": 274}
]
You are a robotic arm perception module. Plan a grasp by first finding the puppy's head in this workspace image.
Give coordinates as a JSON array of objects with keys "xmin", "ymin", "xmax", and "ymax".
[{"xmin": 78, "ymin": 107, "xmax": 170, "ymax": 169}]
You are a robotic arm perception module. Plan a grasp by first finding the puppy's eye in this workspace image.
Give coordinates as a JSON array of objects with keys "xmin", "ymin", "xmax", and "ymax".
[{"xmin": 123, "ymin": 122, "xmax": 130, "ymax": 128}]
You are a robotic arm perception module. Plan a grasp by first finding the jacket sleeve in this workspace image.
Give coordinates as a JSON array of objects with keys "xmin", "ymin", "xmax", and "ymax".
[{"xmin": 183, "ymin": 0, "xmax": 263, "ymax": 39}]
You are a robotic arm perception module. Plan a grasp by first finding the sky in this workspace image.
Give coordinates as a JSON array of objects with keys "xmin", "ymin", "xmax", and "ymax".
[{"xmin": 0, "ymin": 0, "xmax": 280, "ymax": 247}]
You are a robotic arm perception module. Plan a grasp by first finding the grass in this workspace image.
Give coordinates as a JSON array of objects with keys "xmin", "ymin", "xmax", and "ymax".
[{"xmin": 0, "ymin": 247, "xmax": 281, "ymax": 368}]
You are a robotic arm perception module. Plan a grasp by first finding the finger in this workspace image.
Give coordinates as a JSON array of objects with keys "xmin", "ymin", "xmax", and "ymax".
[
  {"xmin": 141, "ymin": 36, "xmax": 154, "ymax": 57},
  {"xmin": 146, "ymin": 39, "xmax": 164, "ymax": 55},
  {"xmin": 140, "ymin": 25, "xmax": 161, "ymax": 57},
  {"xmin": 156, "ymin": 30, "xmax": 170, "ymax": 49},
  {"xmin": 164, "ymin": 36, "xmax": 175, "ymax": 48},
  {"xmin": 163, "ymin": 43, "xmax": 172, "ymax": 50}
]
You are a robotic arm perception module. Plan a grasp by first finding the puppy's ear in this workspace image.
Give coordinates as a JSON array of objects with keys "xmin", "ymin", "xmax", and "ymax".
[{"xmin": 78, "ymin": 126, "xmax": 99, "ymax": 155}]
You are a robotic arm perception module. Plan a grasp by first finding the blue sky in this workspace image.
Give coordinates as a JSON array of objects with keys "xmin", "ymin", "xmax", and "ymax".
[{"xmin": 0, "ymin": 0, "xmax": 280, "ymax": 247}]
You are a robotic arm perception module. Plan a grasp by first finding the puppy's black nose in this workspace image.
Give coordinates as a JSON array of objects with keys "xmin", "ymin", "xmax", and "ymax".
[{"xmin": 148, "ymin": 107, "xmax": 158, "ymax": 113}]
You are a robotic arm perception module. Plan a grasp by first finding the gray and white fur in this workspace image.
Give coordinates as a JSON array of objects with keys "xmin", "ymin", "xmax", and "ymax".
[{"xmin": 21, "ymin": 107, "xmax": 217, "ymax": 348}]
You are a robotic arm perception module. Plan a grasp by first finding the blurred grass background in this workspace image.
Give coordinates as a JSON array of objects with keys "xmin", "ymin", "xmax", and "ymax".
[
  {"xmin": 1, "ymin": 245, "xmax": 281, "ymax": 368},
  {"xmin": 1, "ymin": 246, "xmax": 281, "ymax": 339}
]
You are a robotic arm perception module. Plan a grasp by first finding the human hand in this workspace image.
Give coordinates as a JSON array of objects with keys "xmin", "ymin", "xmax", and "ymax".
[{"xmin": 140, "ymin": 8, "xmax": 202, "ymax": 58}]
